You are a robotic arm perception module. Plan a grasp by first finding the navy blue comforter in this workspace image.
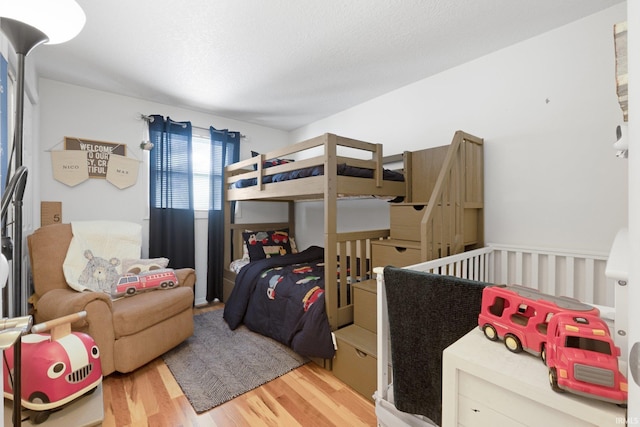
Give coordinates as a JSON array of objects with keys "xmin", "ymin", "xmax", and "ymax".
[
  {"xmin": 233, "ymin": 163, "xmax": 404, "ymax": 188},
  {"xmin": 223, "ymin": 246, "xmax": 335, "ymax": 359}
]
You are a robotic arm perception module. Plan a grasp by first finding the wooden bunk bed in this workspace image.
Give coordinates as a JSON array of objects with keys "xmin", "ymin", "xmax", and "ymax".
[{"xmin": 222, "ymin": 131, "xmax": 483, "ymax": 358}]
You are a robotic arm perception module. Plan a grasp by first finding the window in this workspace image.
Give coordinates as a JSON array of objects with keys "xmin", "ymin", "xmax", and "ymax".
[{"xmin": 192, "ymin": 132, "xmax": 210, "ymax": 211}]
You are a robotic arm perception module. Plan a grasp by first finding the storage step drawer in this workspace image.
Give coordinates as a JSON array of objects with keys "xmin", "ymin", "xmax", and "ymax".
[
  {"xmin": 333, "ymin": 325, "xmax": 377, "ymax": 400},
  {"xmin": 353, "ymin": 279, "xmax": 377, "ymax": 333},
  {"xmin": 371, "ymin": 240, "xmax": 422, "ymax": 268}
]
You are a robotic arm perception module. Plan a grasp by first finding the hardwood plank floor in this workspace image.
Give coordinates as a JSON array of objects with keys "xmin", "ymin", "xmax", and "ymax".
[{"xmin": 101, "ymin": 303, "xmax": 377, "ymax": 426}]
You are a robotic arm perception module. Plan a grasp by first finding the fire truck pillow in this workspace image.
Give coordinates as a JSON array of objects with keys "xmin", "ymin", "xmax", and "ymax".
[{"xmin": 63, "ymin": 221, "xmax": 142, "ymax": 295}]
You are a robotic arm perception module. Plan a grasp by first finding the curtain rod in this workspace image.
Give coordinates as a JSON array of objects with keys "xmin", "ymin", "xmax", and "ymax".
[{"xmin": 139, "ymin": 114, "xmax": 246, "ymax": 139}]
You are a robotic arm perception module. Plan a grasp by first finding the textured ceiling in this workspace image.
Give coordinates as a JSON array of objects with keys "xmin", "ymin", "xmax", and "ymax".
[{"xmin": 31, "ymin": 0, "xmax": 624, "ymax": 131}]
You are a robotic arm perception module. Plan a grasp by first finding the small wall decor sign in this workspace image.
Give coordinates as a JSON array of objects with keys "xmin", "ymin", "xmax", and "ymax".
[
  {"xmin": 64, "ymin": 137, "xmax": 127, "ymax": 179},
  {"xmin": 50, "ymin": 150, "xmax": 90, "ymax": 187},
  {"xmin": 106, "ymin": 154, "xmax": 139, "ymax": 189}
]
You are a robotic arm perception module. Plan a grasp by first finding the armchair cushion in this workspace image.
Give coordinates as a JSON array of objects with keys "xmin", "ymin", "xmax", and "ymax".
[{"xmin": 112, "ymin": 286, "xmax": 193, "ymax": 337}]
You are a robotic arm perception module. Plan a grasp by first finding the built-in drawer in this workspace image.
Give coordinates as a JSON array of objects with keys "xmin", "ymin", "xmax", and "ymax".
[
  {"xmin": 390, "ymin": 203, "xmax": 428, "ymax": 241},
  {"xmin": 333, "ymin": 325, "xmax": 377, "ymax": 400},
  {"xmin": 391, "ymin": 204, "xmax": 481, "ymax": 247},
  {"xmin": 353, "ymin": 279, "xmax": 377, "ymax": 333},
  {"xmin": 371, "ymin": 240, "xmax": 422, "ymax": 268}
]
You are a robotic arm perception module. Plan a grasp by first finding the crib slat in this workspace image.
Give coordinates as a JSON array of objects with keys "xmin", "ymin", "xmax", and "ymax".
[
  {"xmin": 500, "ymin": 250, "xmax": 508, "ymax": 283},
  {"xmin": 531, "ymin": 253, "xmax": 539, "ymax": 292},
  {"xmin": 566, "ymin": 256, "xmax": 575, "ymax": 300},
  {"xmin": 585, "ymin": 257, "xmax": 595, "ymax": 304},
  {"xmin": 515, "ymin": 251, "xmax": 523, "ymax": 285},
  {"xmin": 547, "ymin": 255, "xmax": 556, "ymax": 296}
]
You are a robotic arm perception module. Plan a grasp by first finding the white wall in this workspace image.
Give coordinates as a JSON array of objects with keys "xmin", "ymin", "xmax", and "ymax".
[
  {"xmin": 37, "ymin": 80, "xmax": 290, "ymax": 304},
  {"xmin": 291, "ymin": 4, "xmax": 628, "ymax": 255}
]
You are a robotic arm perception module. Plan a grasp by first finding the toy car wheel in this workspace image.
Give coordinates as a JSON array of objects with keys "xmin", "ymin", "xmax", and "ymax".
[
  {"xmin": 540, "ymin": 344, "xmax": 547, "ymax": 365},
  {"xmin": 126, "ymin": 287, "xmax": 136, "ymax": 295},
  {"xmin": 482, "ymin": 324, "xmax": 498, "ymax": 341},
  {"xmin": 28, "ymin": 392, "xmax": 51, "ymax": 424},
  {"xmin": 161, "ymin": 282, "xmax": 168, "ymax": 288},
  {"xmin": 548, "ymin": 368, "xmax": 563, "ymax": 393},
  {"xmin": 29, "ymin": 410, "xmax": 51, "ymax": 425},
  {"xmin": 167, "ymin": 281, "xmax": 176, "ymax": 288},
  {"xmin": 504, "ymin": 333, "xmax": 523, "ymax": 353}
]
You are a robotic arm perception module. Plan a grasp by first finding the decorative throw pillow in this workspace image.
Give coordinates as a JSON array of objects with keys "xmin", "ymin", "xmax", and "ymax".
[
  {"xmin": 242, "ymin": 229, "xmax": 293, "ymax": 261},
  {"xmin": 111, "ymin": 268, "xmax": 179, "ymax": 299},
  {"xmin": 251, "ymin": 151, "xmax": 294, "ymax": 170},
  {"xmin": 241, "ymin": 230, "xmax": 298, "ymax": 261},
  {"xmin": 121, "ymin": 257, "xmax": 170, "ymax": 274}
]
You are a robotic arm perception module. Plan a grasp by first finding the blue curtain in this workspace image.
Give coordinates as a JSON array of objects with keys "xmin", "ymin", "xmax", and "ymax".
[
  {"xmin": 148, "ymin": 115, "xmax": 195, "ymax": 269},
  {"xmin": 207, "ymin": 127, "xmax": 240, "ymax": 301}
]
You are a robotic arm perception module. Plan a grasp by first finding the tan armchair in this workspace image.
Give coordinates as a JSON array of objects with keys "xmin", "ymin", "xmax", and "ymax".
[{"xmin": 27, "ymin": 223, "xmax": 196, "ymax": 376}]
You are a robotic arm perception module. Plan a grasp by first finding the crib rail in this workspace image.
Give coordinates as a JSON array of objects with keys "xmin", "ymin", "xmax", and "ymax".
[{"xmin": 405, "ymin": 244, "xmax": 611, "ymax": 307}]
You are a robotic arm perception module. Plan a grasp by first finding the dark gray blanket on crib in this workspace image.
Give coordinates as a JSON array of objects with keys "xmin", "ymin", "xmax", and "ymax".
[{"xmin": 383, "ymin": 266, "xmax": 489, "ymax": 426}]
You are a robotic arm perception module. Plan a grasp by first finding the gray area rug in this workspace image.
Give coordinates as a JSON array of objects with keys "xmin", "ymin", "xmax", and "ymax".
[{"xmin": 162, "ymin": 309, "xmax": 309, "ymax": 413}]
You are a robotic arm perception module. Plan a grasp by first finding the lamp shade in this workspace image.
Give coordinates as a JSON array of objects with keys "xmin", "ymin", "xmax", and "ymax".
[{"xmin": 0, "ymin": 0, "xmax": 85, "ymax": 44}]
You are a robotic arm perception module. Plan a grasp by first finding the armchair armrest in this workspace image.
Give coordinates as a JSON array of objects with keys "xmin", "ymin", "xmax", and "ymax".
[
  {"xmin": 34, "ymin": 288, "xmax": 112, "ymax": 327},
  {"xmin": 175, "ymin": 268, "xmax": 196, "ymax": 291}
]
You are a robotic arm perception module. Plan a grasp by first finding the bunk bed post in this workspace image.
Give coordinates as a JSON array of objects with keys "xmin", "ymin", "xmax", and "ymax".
[
  {"xmin": 288, "ymin": 201, "xmax": 295, "ymax": 238},
  {"xmin": 324, "ymin": 133, "xmax": 339, "ymax": 330},
  {"xmin": 374, "ymin": 143, "xmax": 383, "ymax": 188},
  {"xmin": 223, "ymin": 178, "xmax": 232, "ymax": 271},
  {"xmin": 404, "ymin": 150, "xmax": 413, "ymax": 203}
]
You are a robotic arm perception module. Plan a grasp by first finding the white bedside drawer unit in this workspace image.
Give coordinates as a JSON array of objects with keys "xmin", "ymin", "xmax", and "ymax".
[{"xmin": 442, "ymin": 330, "xmax": 626, "ymax": 427}]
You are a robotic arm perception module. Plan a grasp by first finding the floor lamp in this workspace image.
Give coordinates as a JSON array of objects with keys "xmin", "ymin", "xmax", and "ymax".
[{"xmin": 0, "ymin": 0, "xmax": 86, "ymax": 318}]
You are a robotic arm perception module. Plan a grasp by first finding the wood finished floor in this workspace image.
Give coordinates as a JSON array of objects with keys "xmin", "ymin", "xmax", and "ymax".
[{"xmin": 101, "ymin": 303, "xmax": 377, "ymax": 426}]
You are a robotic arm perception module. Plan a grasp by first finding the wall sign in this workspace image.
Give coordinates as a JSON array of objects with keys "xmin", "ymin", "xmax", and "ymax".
[
  {"xmin": 64, "ymin": 137, "xmax": 126, "ymax": 179},
  {"xmin": 50, "ymin": 150, "xmax": 89, "ymax": 187}
]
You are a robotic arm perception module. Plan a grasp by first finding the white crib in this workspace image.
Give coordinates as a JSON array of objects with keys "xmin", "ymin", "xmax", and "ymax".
[{"xmin": 374, "ymin": 243, "xmax": 613, "ymax": 427}]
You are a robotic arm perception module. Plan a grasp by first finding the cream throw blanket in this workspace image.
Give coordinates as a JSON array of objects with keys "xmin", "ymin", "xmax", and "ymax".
[{"xmin": 63, "ymin": 221, "xmax": 142, "ymax": 293}]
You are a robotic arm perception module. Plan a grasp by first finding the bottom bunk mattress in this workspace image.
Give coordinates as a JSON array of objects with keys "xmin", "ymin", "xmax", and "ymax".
[{"xmin": 223, "ymin": 246, "xmax": 335, "ymax": 359}]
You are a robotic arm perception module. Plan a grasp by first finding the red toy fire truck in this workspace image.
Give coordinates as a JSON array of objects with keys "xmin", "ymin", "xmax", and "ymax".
[{"xmin": 478, "ymin": 284, "xmax": 627, "ymax": 405}]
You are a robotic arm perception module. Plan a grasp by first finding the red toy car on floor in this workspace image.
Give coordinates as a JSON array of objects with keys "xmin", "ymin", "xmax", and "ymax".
[{"xmin": 2, "ymin": 311, "xmax": 102, "ymax": 424}]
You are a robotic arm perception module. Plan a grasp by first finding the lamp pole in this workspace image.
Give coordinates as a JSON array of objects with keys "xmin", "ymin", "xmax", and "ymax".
[{"xmin": 0, "ymin": 18, "xmax": 48, "ymax": 317}]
